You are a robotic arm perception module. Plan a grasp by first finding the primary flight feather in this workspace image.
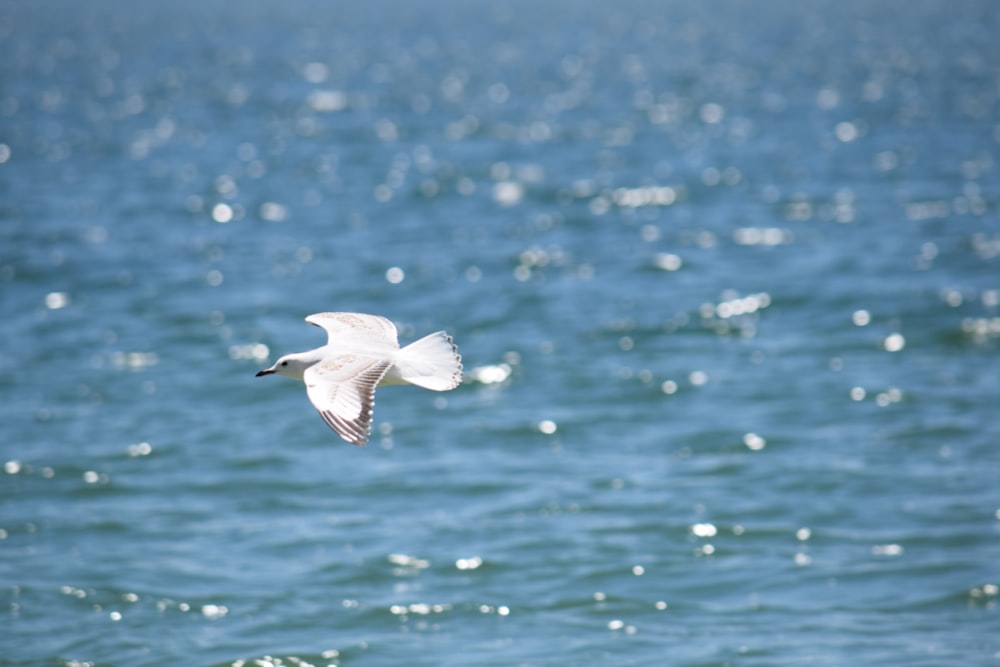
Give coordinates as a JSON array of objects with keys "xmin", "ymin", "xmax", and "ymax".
[{"xmin": 256, "ymin": 312, "xmax": 462, "ymax": 446}]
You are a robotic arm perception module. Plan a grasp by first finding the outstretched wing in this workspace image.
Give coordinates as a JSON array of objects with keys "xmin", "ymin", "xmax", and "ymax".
[
  {"xmin": 303, "ymin": 354, "xmax": 393, "ymax": 446},
  {"xmin": 305, "ymin": 312, "xmax": 399, "ymax": 348}
]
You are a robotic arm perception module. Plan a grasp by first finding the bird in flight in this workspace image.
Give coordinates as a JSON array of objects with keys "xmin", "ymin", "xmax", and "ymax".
[{"xmin": 256, "ymin": 312, "xmax": 462, "ymax": 446}]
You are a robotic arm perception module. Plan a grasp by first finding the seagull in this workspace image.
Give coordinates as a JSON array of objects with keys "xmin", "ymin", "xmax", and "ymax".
[{"xmin": 256, "ymin": 312, "xmax": 462, "ymax": 446}]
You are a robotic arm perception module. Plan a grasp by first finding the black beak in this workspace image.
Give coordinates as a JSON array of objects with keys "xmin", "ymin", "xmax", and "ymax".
[{"xmin": 256, "ymin": 369, "xmax": 275, "ymax": 377}]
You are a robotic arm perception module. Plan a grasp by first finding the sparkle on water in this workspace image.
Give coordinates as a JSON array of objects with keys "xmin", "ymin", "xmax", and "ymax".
[{"xmin": 2, "ymin": 0, "xmax": 999, "ymax": 666}]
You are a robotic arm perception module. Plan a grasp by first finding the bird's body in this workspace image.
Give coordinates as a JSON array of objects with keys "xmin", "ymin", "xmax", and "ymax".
[{"xmin": 256, "ymin": 312, "xmax": 462, "ymax": 446}]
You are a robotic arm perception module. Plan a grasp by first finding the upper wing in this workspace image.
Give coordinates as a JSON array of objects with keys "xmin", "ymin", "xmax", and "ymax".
[
  {"xmin": 303, "ymin": 354, "xmax": 393, "ymax": 446},
  {"xmin": 305, "ymin": 312, "xmax": 398, "ymax": 348}
]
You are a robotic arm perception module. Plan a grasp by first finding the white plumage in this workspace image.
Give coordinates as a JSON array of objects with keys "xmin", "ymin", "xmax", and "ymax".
[{"xmin": 256, "ymin": 312, "xmax": 462, "ymax": 446}]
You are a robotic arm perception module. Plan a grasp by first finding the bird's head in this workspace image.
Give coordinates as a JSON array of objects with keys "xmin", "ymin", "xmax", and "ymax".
[{"xmin": 256, "ymin": 353, "xmax": 311, "ymax": 380}]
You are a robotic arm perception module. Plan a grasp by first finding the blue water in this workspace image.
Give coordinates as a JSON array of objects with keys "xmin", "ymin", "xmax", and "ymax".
[{"xmin": 2, "ymin": 0, "xmax": 1000, "ymax": 665}]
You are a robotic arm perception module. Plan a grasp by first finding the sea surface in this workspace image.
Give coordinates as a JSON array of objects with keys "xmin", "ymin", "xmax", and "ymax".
[{"xmin": 2, "ymin": 1, "xmax": 999, "ymax": 665}]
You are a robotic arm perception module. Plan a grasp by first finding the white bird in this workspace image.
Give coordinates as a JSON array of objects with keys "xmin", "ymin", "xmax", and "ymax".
[{"xmin": 256, "ymin": 312, "xmax": 462, "ymax": 446}]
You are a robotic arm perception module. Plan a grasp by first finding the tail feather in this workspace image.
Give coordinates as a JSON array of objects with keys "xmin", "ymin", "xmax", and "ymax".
[{"xmin": 395, "ymin": 331, "xmax": 463, "ymax": 391}]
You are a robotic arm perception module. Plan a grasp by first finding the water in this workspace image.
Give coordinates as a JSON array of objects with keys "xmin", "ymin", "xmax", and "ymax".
[{"xmin": 2, "ymin": 0, "xmax": 1000, "ymax": 665}]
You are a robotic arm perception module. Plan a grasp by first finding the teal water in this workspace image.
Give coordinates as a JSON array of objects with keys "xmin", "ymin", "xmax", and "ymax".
[{"xmin": 2, "ymin": 1, "xmax": 1000, "ymax": 665}]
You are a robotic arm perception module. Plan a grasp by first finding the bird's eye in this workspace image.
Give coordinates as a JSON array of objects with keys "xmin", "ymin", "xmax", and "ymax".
[{"xmin": 280, "ymin": 361, "xmax": 288, "ymax": 367}]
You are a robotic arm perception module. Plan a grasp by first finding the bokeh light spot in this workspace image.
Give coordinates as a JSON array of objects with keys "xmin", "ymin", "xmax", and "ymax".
[{"xmin": 884, "ymin": 333, "xmax": 906, "ymax": 352}]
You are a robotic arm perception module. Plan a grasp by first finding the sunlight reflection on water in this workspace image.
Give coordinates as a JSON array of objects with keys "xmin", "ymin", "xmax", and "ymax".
[{"xmin": 2, "ymin": 1, "xmax": 999, "ymax": 666}]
